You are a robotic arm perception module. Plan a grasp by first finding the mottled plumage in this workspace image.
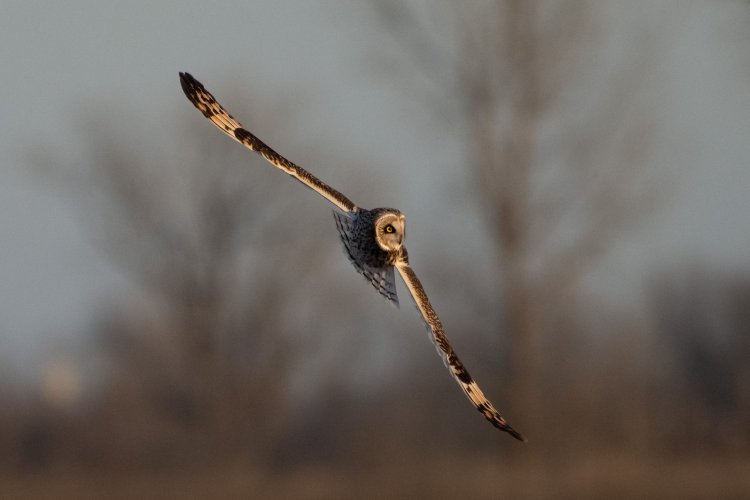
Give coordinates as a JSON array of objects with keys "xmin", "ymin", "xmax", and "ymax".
[
  {"xmin": 333, "ymin": 210, "xmax": 400, "ymax": 306},
  {"xmin": 180, "ymin": 73, "xmax": 355, "ymax": 213},
  {"xmin": 179, "ymin": 72, "xmax": 526, "ymax": 442}
]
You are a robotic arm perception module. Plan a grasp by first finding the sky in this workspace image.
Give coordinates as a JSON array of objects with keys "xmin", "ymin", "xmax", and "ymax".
[{"xmin": 1, "ymin": 0, "xmax": 749, "ymax": 382}]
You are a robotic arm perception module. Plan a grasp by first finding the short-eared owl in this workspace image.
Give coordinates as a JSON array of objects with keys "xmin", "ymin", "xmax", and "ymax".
[{"xmin": 180, "ymin": 73, "xmax": 525, "ymax": 442}]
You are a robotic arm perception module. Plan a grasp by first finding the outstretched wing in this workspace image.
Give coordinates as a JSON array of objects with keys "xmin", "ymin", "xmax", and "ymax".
[
  {"xmin": 395, "ymin": 254, "xmax": 526, "ymax": 441},
  {"xmin": 179, "ymin": 72, "xmax": 357, "ymax": 213}
]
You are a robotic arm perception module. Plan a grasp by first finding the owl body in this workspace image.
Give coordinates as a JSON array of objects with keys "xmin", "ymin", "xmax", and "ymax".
[{"xmin": 333, "ymin": 208, "xmax": 404, "ymax": 305}]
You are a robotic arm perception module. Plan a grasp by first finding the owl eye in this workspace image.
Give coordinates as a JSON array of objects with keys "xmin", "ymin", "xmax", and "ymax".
[{"xmin": 384, "ymin": 224, "xmax": 395, "ymax": 234}]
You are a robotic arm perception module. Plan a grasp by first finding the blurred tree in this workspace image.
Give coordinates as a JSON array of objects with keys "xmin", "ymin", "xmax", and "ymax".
[
  {"xmin": 32, "ymin": 91, "xmax": 341, "ymax": 465},
  {"xmin": 371, "ymin": 0, "xmax": 665, "ymax": 442},
  {"xmin": 652, "ymin": 267, "xmax": 750, "ymax": 452}
]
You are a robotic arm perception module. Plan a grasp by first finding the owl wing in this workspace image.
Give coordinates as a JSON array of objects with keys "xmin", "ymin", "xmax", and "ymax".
[
  {"xmin": 395, "ymin": 255, "xmax": 526, "ymax": 441},
  {"xmin": 179, "ymin": 73, "xmax": 357, "ymax": 213},
  {"xmin": 361, "ymin": 265, "xmax": 399, "ymax": 307},
  {"xmin": 333, "ymin": 211, "xmax": 399, "ymax": 307}
]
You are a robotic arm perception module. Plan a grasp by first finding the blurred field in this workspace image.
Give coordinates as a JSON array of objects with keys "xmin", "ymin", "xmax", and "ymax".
[{"xmin": 4, "ymin": 455, "xmax": 749, "ymax": 499}]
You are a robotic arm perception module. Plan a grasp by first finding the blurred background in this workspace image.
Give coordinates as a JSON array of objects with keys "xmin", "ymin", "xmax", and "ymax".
[{"xmin": 1, "ymin": 1, "xmax": 749, "ymax": 498}]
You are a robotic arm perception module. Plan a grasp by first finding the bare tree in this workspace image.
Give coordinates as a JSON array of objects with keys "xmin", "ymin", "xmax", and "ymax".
[
  {"xmin": 30, "ymin": 90, "xmax": 344, "ymax": 464},
  {"xmin": 372, "ymin": 1, "xmax": 666, "ymax": 440},
  {"xmin": 652, "ymin": 267, "xmax": 750, "ymax": 452}
]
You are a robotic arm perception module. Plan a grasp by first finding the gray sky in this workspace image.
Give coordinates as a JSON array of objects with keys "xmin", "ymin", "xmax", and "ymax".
[{"xmin": 1, "ymin": 1, "xmax": 749, "ymax": 381}]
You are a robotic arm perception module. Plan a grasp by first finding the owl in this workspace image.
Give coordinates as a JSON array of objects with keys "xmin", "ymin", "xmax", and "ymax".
[{"xmin": 180, "ymin": 73, "xmax": 525, "ymax": 442}]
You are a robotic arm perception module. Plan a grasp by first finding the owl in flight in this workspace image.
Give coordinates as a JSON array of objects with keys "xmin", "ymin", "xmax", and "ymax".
[{"xmin": 179, "ymin": 73, "xmax": 525, "ymax": 442}]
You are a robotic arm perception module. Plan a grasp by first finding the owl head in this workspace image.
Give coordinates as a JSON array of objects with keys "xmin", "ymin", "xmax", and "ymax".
[{"xmin": 374, "ymin": 209, "xmax": 406, "ymax": 252}]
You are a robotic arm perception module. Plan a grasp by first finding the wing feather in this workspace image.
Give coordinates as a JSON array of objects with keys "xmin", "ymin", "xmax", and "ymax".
[
  {"xmin": 395, "ymin": 257, "xmax": 526, "ymax": 441},
  {"xmin": 179, "ymin": 72, "xmax": 357, "ymax": 213}
]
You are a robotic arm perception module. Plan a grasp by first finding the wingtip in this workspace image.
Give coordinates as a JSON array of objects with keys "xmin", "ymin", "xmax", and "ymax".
[
  {"xmin": 179, "ymin": 72, "xmax": 190, "ymax": 96},
  {"xmin": 179, "ymin": 72, "xmax": 202, "ymax": 105},
  {"xmin": 506, "ymin": 425, "xmax": 527, "ymax": 443},
  {"xmin": 179, "ymin": 72, "xmax": 196, "ymax": 88},
  {"xmin": 495, "ymin": 419, "xmax": 526, "ymax": 442},
  {"xmin": 515, "ymin": 431, "xmax": 529, "ymax": 443}
]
